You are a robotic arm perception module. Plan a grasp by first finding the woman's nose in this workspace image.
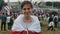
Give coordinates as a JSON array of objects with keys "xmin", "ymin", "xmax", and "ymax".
[{"xmin": 25, "ymin": 9, "xmax": 29, "ymax": 12}]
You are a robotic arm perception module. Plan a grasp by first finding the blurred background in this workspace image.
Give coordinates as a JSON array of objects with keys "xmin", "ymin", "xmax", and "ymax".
[{"xmin": 0, "ymin": 0, "xmax": 60, "ymax": 34}]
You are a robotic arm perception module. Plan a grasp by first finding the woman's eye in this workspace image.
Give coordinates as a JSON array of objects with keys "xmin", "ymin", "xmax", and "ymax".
[
  {"xmin": 27, "ymin": 8, "xmax": 30, "ymax": 10},
  {"xmin": 23, "ymin": 8, "xmax": 26, "ymax": 10},
  {"xmin": 23, "ymin": 8, "xmax": 31, "ymax": 11}
]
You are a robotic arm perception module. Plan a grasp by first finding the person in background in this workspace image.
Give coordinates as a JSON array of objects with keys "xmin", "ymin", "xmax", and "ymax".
[
  {"xmin": 1, "ymin": 13, "xmax": 6, "ymax": 31},
  {"xmin": 7, "ymin": 15, "xmax": 11, "ymax": 30},
  {"xmin": 47, "ymin": 20, "xmax": 55, "ymax": 31},
  {"xmin": 0, "ymin": 12, "xmax": 2, "ymax": 31},
  {"xmin": 14, "ymin": 13, "xmax": 18, "ymax": 19},
  {"xmin": 53, "ymin": 14, "xmax": 58, "ymax": 28},
  {"xmin": 47, "ymin": 15, "xmax": 50, "ymax": 24},
  {"xmin": 0, "ymin": 12, "xmax": 2, "ymax": 19},
  {"xmin": 48, "ymin": 15, "xmax": 53, "ymax": 24},
  {"xmin": 47, "ymin": 15, "xmax": 55, "ymax": 31},
  {"xmin": 58, "ymin": 16, "xmax": 60, "ymax": 22},
  {"xmin": 10, "ymin": 1, "xmax": 41, "ymax": 34},
  {"xmin": 10, "ymin": 14, "xmax": 14, "ymax": 30}
]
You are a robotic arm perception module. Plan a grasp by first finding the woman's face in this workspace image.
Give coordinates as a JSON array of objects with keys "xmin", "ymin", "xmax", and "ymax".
[{"xmin": 22, "ymin": 4, "xmax": 33, "ymax": 17}]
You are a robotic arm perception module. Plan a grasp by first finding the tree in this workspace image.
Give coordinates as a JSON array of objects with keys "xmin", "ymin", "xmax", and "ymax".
[
  {"xmin": 46, "ymin": 2, "xmax": 60, "ymax": 8},
  {"xmin": 46, "ymin": 2, "xmax": 52, "ymax": 6},
  {"xmin": 53, "ymin": 2, "xmax": 60, "ymax": 8},
  {"xmin": 0, "ymin": 0, "xmax": 7, "ymax": 11}
]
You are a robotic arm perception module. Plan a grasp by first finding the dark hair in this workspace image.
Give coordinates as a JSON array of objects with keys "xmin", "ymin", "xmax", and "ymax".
[
  {"xmin": 3, "ymin": 13, "xmax": 4, "ymax": 15},
  {"xmin": 21, "ymin": 1, "xmax": 33, "ymax": 9}
]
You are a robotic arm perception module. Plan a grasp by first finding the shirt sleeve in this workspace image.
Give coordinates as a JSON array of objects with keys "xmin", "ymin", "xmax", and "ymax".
[{"xmin": 28, "ymin": 16, "xmax": 41, "ymax": 32}]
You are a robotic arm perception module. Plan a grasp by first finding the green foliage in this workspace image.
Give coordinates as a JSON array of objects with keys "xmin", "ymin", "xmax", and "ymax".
[
  {"xmin": 0, "ymin": 0, "xmax": 3, "ymax": 3},
  {"xmin": 0, "ymin": 0, "xmax": 7, "ymax": 11},
  {"xmin": 46, "ymin": 2, "xmax": 60, "ymax": 8},
  {"xmin": 53, "ymin": 2, "xmax": 60, "ymax": 8},
  {"xmin": 38, "ymin": 5, "xmax": 48, "ymax": 8},
  {"xmin": 46, "ymin": 2, "xmax": 52, "ymax": 6}
]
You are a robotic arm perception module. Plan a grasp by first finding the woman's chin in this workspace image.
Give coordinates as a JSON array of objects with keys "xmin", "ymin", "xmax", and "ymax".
[{"xmin": 25, "ymin": 15, "xmax": 30, "ymax": 17}]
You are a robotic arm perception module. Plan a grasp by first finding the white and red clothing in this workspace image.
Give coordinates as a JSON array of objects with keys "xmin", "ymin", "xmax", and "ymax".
[{"xmin": 10, "ymin": 14, "xmax": 41, "ymax": 34}]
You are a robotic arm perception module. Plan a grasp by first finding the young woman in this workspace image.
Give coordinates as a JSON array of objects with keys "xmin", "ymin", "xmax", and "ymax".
[{"xmin": 10, "ymin": 1, "xmax": 41, "ymax": 34}]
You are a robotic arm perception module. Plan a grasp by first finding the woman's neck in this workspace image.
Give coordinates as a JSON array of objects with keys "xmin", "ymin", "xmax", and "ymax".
[
  {"xmin": 24, "ymin": 16, "xmax": 31, "ymax": 20},
  {"xmin": 23, "ymin": 15, "xmax": 32, "ymax": 23}
]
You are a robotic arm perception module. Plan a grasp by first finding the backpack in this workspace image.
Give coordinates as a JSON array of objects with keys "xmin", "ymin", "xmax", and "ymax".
[{"xmin": 54, "ymin": 17, "xmax": 58, "ymax": 22}]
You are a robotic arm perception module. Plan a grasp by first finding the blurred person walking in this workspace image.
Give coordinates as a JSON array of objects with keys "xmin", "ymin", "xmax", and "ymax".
[
  {"xmin": 7, "ymin": 15, "xmax": 11, "ymax": 30},
  {"xmin": 48, "ymin": 15, "xmax": 53, "ymax": 24},
  {"xmin": 47, "ymin": 15, "xmax": 55, "ymax": 31},
  {"xmin": 47, "ymin": 21, "xmax": 55, "ymax": 31},
  {"xmin": 1, "ymin": 13, "xmax": 6, "ymax": 31},
  {"xmin": 10, "ymin": 15, "xmax": 14, "ymax": 30},
  {"xmin": 53, "ymin": 15, "xmax": 58, "ymax": 28}
]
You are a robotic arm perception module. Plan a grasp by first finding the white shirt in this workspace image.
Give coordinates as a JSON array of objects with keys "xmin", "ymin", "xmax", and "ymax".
[
  {"xmin": 48, "ymin": 21, "xmax": 54, "ymax": 27},
  {"xmin": 47, "ymin": 17, "xmax": 50, "ymax": 22},
  {"xmin": 12, "ymin": 14, "xmax": 41, "ymax": 32},
  {"xmin": 7, "ymin": 16, "xmax": 10, "ymax": 23}
]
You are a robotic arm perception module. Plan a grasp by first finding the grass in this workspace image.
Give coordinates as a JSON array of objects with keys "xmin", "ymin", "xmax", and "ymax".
[
  {"xmin": 41, "ymin": 19, "xmax": 60, "ymax": 34},
  {"xmin": 0, "ymin": 19, "xmax": 60, "ymax": 34}
]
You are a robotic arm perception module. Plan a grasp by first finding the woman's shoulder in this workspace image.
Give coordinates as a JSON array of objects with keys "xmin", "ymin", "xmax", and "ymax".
[
  {"xmin": 16, "ymin": 14, "xmax": 23, "ymax": 18},
  {"xmin": 31, "ymin": 15, "xmax": 38, "ymax": 19},
  {"xmin": 31, "ymin": 15, "xmax": 38, "ymax": 20},
  {"xmin": 14, "ymin": 14, "xmax": 24, "ymax": 21},
  {"xmin": 18, "ymin": 15, "xmax": 38, "ymax": 19}
]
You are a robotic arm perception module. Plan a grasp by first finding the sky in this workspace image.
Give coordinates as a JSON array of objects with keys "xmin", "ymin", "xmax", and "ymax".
[{"xmin": 4, "ymin": 0, "xmax": 60, "ymax": 2}]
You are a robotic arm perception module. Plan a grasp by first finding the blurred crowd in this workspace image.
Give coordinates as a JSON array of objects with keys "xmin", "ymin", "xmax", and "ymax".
[{"xmin": 0, "ymin": 7, "xmax": 60, "ymax": 31}]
